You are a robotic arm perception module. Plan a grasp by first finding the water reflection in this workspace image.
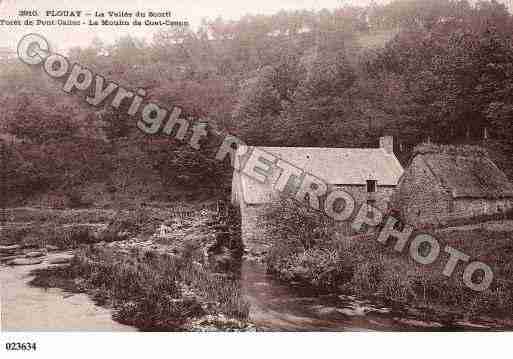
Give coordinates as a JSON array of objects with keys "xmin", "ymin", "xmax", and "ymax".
[{"xmin": 239, "ymin": 260, "xmax": 509, "ymax": 331}]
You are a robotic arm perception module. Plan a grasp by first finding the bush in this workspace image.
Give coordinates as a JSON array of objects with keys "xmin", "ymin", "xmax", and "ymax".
[
  {"xmin": 264, "ymin": 197, "xmax": 335, "ymax": 250},
  {"xmin": 67, "ymin": 189, "xmax": 93, "ymax": 209},
  {"xmin": 265, "ymin": 202, "xmax": 513, "ymax": 319}
]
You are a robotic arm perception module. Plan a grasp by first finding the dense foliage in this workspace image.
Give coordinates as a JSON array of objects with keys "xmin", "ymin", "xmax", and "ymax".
[{"xmin": 2, "ymin": 0, "xmax": 513, "ymax": 205}]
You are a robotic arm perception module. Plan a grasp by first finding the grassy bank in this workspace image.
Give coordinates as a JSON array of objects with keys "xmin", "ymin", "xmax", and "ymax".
[{"xmin": 30, "ymin": 245, "xmax": 251, "ymax": 331}]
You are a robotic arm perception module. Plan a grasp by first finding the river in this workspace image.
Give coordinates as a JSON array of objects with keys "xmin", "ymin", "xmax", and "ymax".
[
  {"xmin": 240, "ymin": 260, "xmax": 509, "ymax": 331},
  {"xmin": 0, "ymin": 253, "xmax": 508, "ymax": 331},
  {"xmin": 0, "ymin": 252, "xmax": 135, "ymax": 332}
]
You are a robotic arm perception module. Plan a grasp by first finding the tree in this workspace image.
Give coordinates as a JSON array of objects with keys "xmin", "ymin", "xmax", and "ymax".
[
  {"xmin": 6, "ymin": 93, "xmax": 79, "ymax": 144},
  {"xmin": 283, "ymin": 49, "xmax": 357, "ymax": 146}
]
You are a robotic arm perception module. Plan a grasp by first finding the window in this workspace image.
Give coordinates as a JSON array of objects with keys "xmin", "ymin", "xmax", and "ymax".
[{"xmin": 366, "ymin": 179, "xmax": 377, "ymax": 193}]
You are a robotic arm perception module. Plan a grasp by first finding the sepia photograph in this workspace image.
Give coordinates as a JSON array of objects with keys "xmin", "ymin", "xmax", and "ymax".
[{"xmin": 1, "ymin": 0, "xmax": 513, "ymax": 356}]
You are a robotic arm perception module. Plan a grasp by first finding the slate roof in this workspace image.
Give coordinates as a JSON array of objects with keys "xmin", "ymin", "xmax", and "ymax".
[{"xmin": 235, "ymin": 146, "xmax": 404, "ymax": 205}]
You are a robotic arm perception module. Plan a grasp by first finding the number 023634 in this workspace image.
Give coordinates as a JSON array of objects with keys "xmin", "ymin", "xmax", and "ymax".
[{"xmin": 5, "ymin": 342, "xmax": 37, "ymax": 351}]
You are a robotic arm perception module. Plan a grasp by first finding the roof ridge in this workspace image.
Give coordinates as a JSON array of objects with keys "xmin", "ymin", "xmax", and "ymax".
[{"xmin": 413, "ymin": 143, "xmax": 489, "ymax": 158}]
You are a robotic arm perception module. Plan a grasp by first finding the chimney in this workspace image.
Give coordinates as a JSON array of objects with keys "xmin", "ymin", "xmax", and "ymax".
[{"xmin": 379, "ymin": 136, "xmax": 394, "ymax": 154}]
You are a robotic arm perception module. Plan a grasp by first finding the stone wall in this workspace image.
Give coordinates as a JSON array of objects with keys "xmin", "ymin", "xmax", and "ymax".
[
  {"xmin": 239, "ymin": 202, "xmax": 274, "ymax": 255},
  {"xmin": 394, "ymin": 156, "xmax": 452, "ymax": 226},
  {"xmin": 452, "ymin": 198, "xmax": 513, "ymax": 219}
]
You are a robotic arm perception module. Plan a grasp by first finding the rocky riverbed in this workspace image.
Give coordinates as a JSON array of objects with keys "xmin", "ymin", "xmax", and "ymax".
[
  {"xmin": 1, "ymin": 209, "xmax": 256, "ymax": 332},
  {"xmin": 0, "ymin": 242, "xmax": 73, "ymax": 266}
]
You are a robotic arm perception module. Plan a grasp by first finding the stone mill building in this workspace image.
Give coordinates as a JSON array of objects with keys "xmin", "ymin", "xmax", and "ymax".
[{"xmin": 231, "ymin": 136, "xmax": 404, "ymax": 253}]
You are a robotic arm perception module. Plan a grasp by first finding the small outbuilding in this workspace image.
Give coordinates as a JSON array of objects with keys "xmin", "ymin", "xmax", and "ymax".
[{"xmin": 393, "ymin": 144, "xmax": 513, "ymax": 227}]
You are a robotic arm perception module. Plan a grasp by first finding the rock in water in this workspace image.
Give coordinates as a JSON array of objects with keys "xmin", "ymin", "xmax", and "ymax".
[
  {"xmin": 0, "ymin": 244, "xmax": 21, "ymax": 254},
  {"xmin": 0, "ymin": 255, "xmax": 23, "ymax": 262},
  {"xmin": 49, "ymin": 257, "xmax": 71, "ymax": 265},
  {"xmin": 25, "ymin": 251, "xmax": 45, "ymax": 258},
  {"xmin": 46, "ymin": 245, "xmax": 60, "ymax": 252},
  {"xmin": 9, "ymin": 258, "xmax": 44, "ymax": 266}
]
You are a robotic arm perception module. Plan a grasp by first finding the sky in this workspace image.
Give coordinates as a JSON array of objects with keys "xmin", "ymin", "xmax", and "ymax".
[{"xmin": 0, "ymin": 0, "xmax": 384, "ymax": 51}]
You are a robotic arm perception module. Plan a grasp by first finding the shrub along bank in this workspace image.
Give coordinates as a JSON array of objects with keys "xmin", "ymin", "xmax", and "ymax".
[
  {"xmin": 265, "ymin": 198, "xmax": 513, "ymax": 321},
  {"xmin": 30, "ymin": 244, "xmax": 251, "ymax": 331}
]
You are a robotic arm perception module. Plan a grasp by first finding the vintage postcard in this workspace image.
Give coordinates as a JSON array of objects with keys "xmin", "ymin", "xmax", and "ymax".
[{"xmin": 1, "ymin": 0, "xmax": 513, "ymax": 356}]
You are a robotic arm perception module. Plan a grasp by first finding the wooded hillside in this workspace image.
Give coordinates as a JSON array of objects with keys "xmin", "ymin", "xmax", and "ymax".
[{"xmin": 2, "ymin": 0, "xmax": 513, "ymax": 206}]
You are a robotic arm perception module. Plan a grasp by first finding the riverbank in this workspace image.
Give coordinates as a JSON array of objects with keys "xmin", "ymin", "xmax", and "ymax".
[
  {"xmin": 1, "ymin": 205, "xmax": 254, "ymax": 331},
  {"xmin": 266, "ymin": 222, "xmax": 513, "ymax": 328},
  {"xmin": 0, "ymin": 251, "xmax": 135, "ymax": 331},
  {"xmin": 29, "ymin": 245, "xmax": 252, "ymax": 331},
  {"xmin": 4, "ymin": 205, "xmax": 513, "ymax": 331}
]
